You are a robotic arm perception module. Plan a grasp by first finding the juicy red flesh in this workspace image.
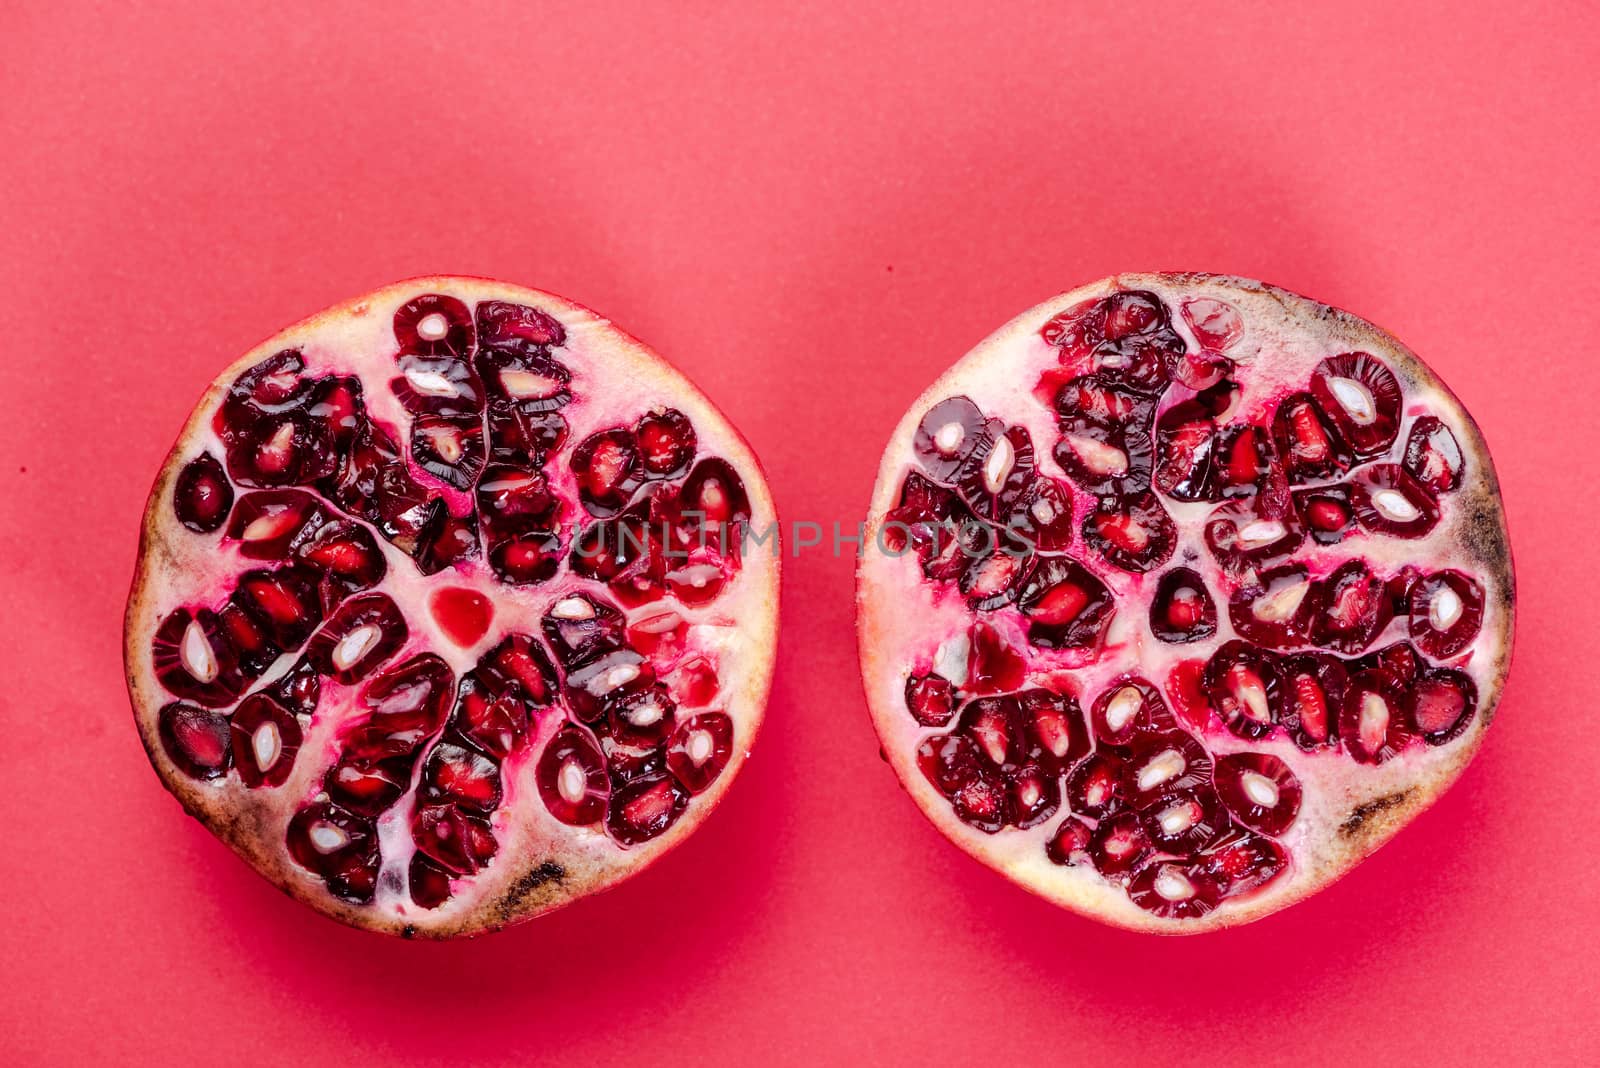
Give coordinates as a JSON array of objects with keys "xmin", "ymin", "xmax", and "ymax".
[
  {"xmin": 889, "ymin": 290, "xmax": 1489, "ymax": 921},
  {"xmin": 152, "ymin": 293, "xmax": 753, "ymax": 916}
]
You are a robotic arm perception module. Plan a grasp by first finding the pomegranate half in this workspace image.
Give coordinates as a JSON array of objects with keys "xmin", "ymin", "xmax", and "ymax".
[
  {"xmin": 858, "ymin": 273, "xmax": 1512, "ymax": 932},
  {"xmin": 126, "ymin": 278, "xmax": 780, "ymax": 937}
]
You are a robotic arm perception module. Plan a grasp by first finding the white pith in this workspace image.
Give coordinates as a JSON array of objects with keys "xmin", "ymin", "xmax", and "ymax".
[
  {"xmin": 126, "ymin": 278, "xmax": 782, "ymax": 938},
  {"xmin": 857, "ymin": 273, "xmax": 1514, "ymax": 934}
]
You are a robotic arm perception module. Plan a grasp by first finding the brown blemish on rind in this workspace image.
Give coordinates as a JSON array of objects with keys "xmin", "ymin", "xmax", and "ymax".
[
  {"xmin": 496, "ymin": 861, "xmax": 567, "ymax": 919},
  {"xmin": 1340, "ymin": 790, "xmax": 1412, "ymax": 836}
]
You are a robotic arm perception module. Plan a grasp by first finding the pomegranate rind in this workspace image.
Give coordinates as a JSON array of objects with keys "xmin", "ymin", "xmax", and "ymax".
[
  {"xmin": 127, "ymin": 277, "xmax": 781, "ymax": 938},
  {"xmin": 857, "ymin": 272, "xmax": 1513, "ymax": 934}
]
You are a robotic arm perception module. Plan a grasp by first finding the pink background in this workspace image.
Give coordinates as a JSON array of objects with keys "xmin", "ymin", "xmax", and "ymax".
[{"xmin": 2, "ymin": 2, "xmax": 1597, "ymax": 1063}]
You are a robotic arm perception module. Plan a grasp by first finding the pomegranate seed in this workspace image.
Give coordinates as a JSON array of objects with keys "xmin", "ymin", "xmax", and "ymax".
[
  {"xmin": 1204, "ymin": 497, "xmax": 1304, "ymax": 575},
  {"xmin": 914, "ymin": 396, "xmax": 993, "ymax": 482},
  {"xmin": 1310, "ymin": 352, "xmax": 1402, "ymax": 457},
  {"xmin": 607, "ymin": 773, "xmax": 688, "ymax": 846},
  {"xmin": 429, "ymin": 586, "xmax": 494, "ymax": 648},
  {"xmin": 412, "ymin": 804, "xmax": 497, "ymax": 875},
  {"xmin": 1228, "ymin": 564, "xmax": 1316, "ymax": 649},
  {"xmin": 670, "ymin": 655, "xmax": 721, "ymax": 708},
  {"xmin": 151, "ymin": 608, "xmax": 244, "ymax": 707},
  {"xmin": 158, "ymin": 702, "xmax": 233, "ymax": 780},
  {"xmin": 572, "ymin": 429, "xmax": 641, "ymax": 516},
  {"xmin": 409, "ymin": 855, "xmax": 454, "ymax": 909},
  {"xmin": 950, "ymin": 770, "xmax": 1008, "ymax": 833},
  {"xmin": 1020, "ymin": 688, "xmax": 1091, "ymax": 771},
  {"xmin": 634, "ymin": 408, "xmax": 697, "ymax": 476},
  {"xmin": 1082, "ymin": 490, "xmax": 1175, "ymax": 573},
  {"xmin": 956, "ymin": 425, "xmax": 1036, "ymax": 524},
  {"xmin": 1122, "ymin": 730, "xmax": 1213, "ymax": 807},
  {"xmin": 230, "ymin": 694, "xmax": 302, "ymax": 788},
  {"xmin": 1138, "ymin": 789, "xmax": 1226, "ymax": 856},
  {"xmin": 1409, "ymin": 668, "xmax": 1477, "ymax": 745},
  {"xmin": 1180, "ymin": 297, "xmax": 1243, "ymax": 351},
  {"xmin": 1293, "ymin": 484, "xmax": 1357, "ymax": 545},
  {"xmin": 286, "ymin": 802, "xmax": 378, "ymax": 902},
  {"xmin": 1046, "ymin": 817, "xmax": 1094, "ymax": 866},
  {"xmin": 1006, "ymin": 761, "xmax": 1061, "ymax": 829},
  {"xmin": 1089, "ymin": 812, "xmax": 1152, "ymax": 876},
  {"xmin": 1089, "ymin": 676, "xmax": 1168, "ymax": 746},
  {"xmin": 1018, "ymin": 556, "xmax": 1114, "ymax": 649},
  {"xmin": 666, "ymin": 712, "xmax": 734, "ymax": 793},
  {"xmin": 295, "ymin": 521, "xmax": 386, "ymax": 586},
  {"xmin": 1339, "ymin": 670, "xmax": 1414, "ymax": 764},
  {"xmin": 1128, "ymin": 860, "xmax": 1222, "ymax": 918},
  {"xmin": 476, "ymin": 299, "xmax": 566, "ymax": 349},
  {"xmin": 965, "ymin": 621, "xmax": 1026, "ymax": 694},
  {"xmin": 421, "ymin": 741, "xmax": 502, "ymax": 812},
  {"xmin": 1407, "ymin": 570, "xmax": 1485, "ymax": 659},
  {"xmin": 1214, "ymin": 752, "xmax": 1301, "ymax": 836},
  {"xmin": 1350, "ymin": 463, "xmax": 1440, "ymax": 539},
  {"xmin": 1205, "ymin": 641, "xmax": 1281, "ymax": 739},
  {"xmin": 1273, "ymin": 392, "xmax": 1351, "ymax": 483},
  {"xmin": 905, "ymin": 671, "xmax": 956, "ymax": 727},
  {"xmin": 1164, "ymin": 658, "xmax": 1211, "ymax": 731},
  {"xmin": 961, "ymin": 695, "xmax": 1019, "ymax": 766},
  {"xmin": 306, "ymin": 593, "xmax": 409, "ymax": 684},
  {"xmin": 1067, "ymin": 751, "xmax": 1125, "ymax": 819},
  {"xmin": 325, "ymin": 755, "xmax": 411, "ymax": 816},
  {"xmin": 1310, "ymin": 559, "xmax": 1393, "ymax": 654},
  {"xmin": 537, "ymin": 727, "xmax": 610, "ymax": 825},
  {"xmin": 1403, "ymin": 415, "xmax": 1465, "ymax": 492},
  {"xmin": 489, "ymin": 530, "xmax": 562, "ymax": 586},
  {"xmin": 225, "ymin": 489, "xmax": 326, "ymax": 560},
  {"xmin": 1279, "ymin": 654, "xmax": 1345, "ymax": 750},
  {"xmin": 173, "ymin": 453, "xmax": 235, "ymax": 533},
  {"xmin": 1204, "ymin": 830, "xmax": 1287, "ymax": 898},
  {"xmin": 1149, "ymin": 567, "xmax": 1218, "ymax": 644},
  {"xmin": 394, "ymin": 293, "xmax": 473, "ymax": 357}
]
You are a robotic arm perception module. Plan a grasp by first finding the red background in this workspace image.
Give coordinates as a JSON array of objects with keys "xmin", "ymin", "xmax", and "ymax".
[{"xmin": 2, "ymin": 2, "xmax": 1596, "ymax": 1063}]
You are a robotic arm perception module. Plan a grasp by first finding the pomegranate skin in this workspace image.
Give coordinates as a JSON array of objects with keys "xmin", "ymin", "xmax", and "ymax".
[
  {"xmin": 857, "ymin": 272, "xmax": 1514, "ymax": 934},
  {"xmin": 126, "ymin": 277, "xmax": 781, "ymax": 938}
]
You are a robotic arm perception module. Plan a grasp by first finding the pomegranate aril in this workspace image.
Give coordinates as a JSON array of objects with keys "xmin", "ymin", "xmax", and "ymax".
[
  {"xmin": 1409, "ymin": 668, "xmax": 1477, "ymax": 745},
  {"xmin": 1054, "ymin": 373, "xmax": 1155, "ymax": 427},
  {"xmin": 1211, "ymin": 424, "xmax": 1274, "ymax": 497},
  {"xmin": 1403, "ymin": 415, "xmax": 1465, "ymax": 493},
  {"xmin": 960, "ymin": 695, "xmax": 1020, "ymax": 766},
  {"xmin": 411, "ymin": 414, "xmax": 485, "ymax": 489},
  {"xmin": 955, "ymin": 424, "xmax": 1036, "ymax": 524},
  {"xmin": 452, "ymin": 681, "xmax": 528, "ymax": 759},
  {"xmin": 395, "ymin": 293, "xmax": 474, "ymax": 358},
  {"xmin": 1310, "ymin": 558, "xmax": 1393, "ymax": 654},
  {"xmin": 306, "ymin": 593, "xmax": 408, "ymax": 684},
  {"xmin": 1020, "ymin": 688, "xmax": 1091, "ymax": 771},
  {"xmin": 1054, "ymin": 420, "xmax": 1153, "ymax": 497},
  {"xmin": 220, "ymin": 350, "xmax": 311, "ymax": 423},
  {"xmin": 537, "ymin": 726, "xmax": 610, "ymax": 824},
  {"xmin": 1122, "ymin": 730, "xmax": 1213, "ymax": 807},
  {"xmin": 270, "ymin": 657, "xmax": 321, "ymax": 717},
  {"xmin": 563, "ymin": 648, "xmax": 654, "ymax": 723},
  {"xmin": 1213, "ymin": 752, "xmax": 1301, "ymax": 836},
  {"xmin": 225, "ymin": 413, "xmax": 337, "ymax": 488},
  {"xmin": 676, "ymin": 457, "xmax": 752, "ymax": 545},
  {"xmin": 230, "ymin": 694, "xmax": 302, "ymax": 788},
  {"xmin": 669, "ymin": 656, "xmax": 721, "ymax": 708},
  {"xmin": 476, "ymin": 298, "xmax": 566, "ymax": 350},
  {"xmin": 542, "ymin": 594, "xmax": 627, "ymax": 666},
  {"xmin": 421, "ymin": 741, "xmax": 502, "ymax": 812},
  {"xmin": 1045, "ymin": 817, "xmax": 1094, "ymax": 866},
  {"xmin": 914, "ymin": 396, "xmax": 994, "ymax": 482},
  {"xmin": 607, "ymin": 773, "xmax": 688, "ymax": 846},
  {"xmin": 1153, "ymin": 399, "xmax": 1219, "ymax": 501},
  {"xmin": 959, "ymin": 546, "xmax": 1028, "ymax": 611},
  {"xmin": 950, "ymin": 770, "xmax": 1008, "ymax": 833},
  {"xmin": 1310, "ymin": 352, "xmax": 1402, "ymax": 457},
  {"xmin": 1180, "ymin": 297, "xmax": 1243, "ymax": 352},
  {"xmin": 1294, "ymin": 484, "xmax": 1357, "ymax": 545},
  {"xmin": 1357, "ymin": 641, "xmax": 1423, "ymax": 688},
  {"xmin": 1082, "ymin": 490, "xmax": 1175, "ymax": 573},
  {"xmin": 905, "ymin": 671, "xmax": 956, "ymax": 727},
  {"xmin": 173, "ymin": 453, "xmax": 234, "ymax": 533},
  {"xmin": 286, "ymin": 802, "xmax": 378, "ymax": 901},
  {"xmin": 1205, "ymin": 829, "xmax": 1287, "ymax": 897},
  {"xmin": 1006, "ymin": 762, "xmax": 1061, "ymax": 829},
  {"xmin": 413, "ymin": 804, "xmax": 497, "ymax": 875},
  {"xmin": 1205, "ymin": 641, "xmax": 1282, "ymax": 739},
  {"xmin": 1128, "ymin": 860, "xmax": 1221, "ymax": 918},
  {"xmin": 665, "ymin": 712, "xmax": 734, "ymax": 793},
  {"xmin": 225, "ymin": 489, "xmax": 326, "ymax": 560},
  {"xmin": 1089, "ymin": 812, "xmax": 1152, "ymax": 877},
  {"xmin": 1018, "ymin": 555, "xmax": 1114, "ymax": 650},
  {"xmin": 1137, "ymin": 789, "xmax": 1226, "ymax": 856},
  {"xmin": 1149, "ymin": 567, "xmax": 1217, "ymax": 644},
  {"xmin": 1273, "ymin": 392, "xmax": 1351, "ymax": 482},
  {"xmin": 1350, "ymin": 463, "xmax": 1440, "ymax": 539},
  {"xmin": 325, "ymin": 756, "xmax": 411, "ymax": 816},
  {"xmin": 1279, "ymin": 654, "xmax": 1345, "ymax": 750},
  {"xmin": 485, "ymin": 634, "xmax": 558, "ymax": 705},
  {"xmin": 1204, "ymin": 497, "xmax": 1304, "ymax": 577},
  {"xmin": 1004, "ymin": 476, "xmax": 1076, "ymax": 554},
  {"xmin": 158, "ymin": 702, "xmax": 232, "ymax": 780},
  {"xmin": 216, "ymin": 600, "xmax": 280, "ymax": 677},
  {"xmin": 392, "ymin": 355, "xmax": 483, "ymax": 418},
  {"xmin": 362, "ymin": 652, "xmax": 455, "ymax": 734},
  {"xmin": 1089, "ymin": 676, "xmax": 1170, "ymax": 746},
  {"xmin": 1067, "ymin": 751, "xmax": 1125, "ymax": 819},
  {"xmin": 634, "ymin": 408, "xmax": 697, "ymax": 477},
  {"xmin": 1339, "ymin": 670, "xmax": 1414, "ymax": 764},
  {"xmin": 572, "ymin": 429, "xmax": 642, "ymax": 517},
  {"xmin": 233, "ymin": 565, "xmax": 324, "ymax": 650},
  {"xmin": 409, "ymin": 855, "xmax": 454, "ymax": 910},
  {"xmin": 1408, "ymin": 570, "xmax": 1485, "ymax": 659},
  {"xmin": 489, "ymin": 530, "xmax": 562, "ymax": 586},
  {"xmin": 295, "ymin": 521, "xmax": 386, "ymax": 587},
  {"xmin": 1228, "ymin": 564, "xmax": 1316, "ymax": 649},
  {"xmin": 964, "ymin": 621, "xmax": 1027, "ymax": 693},
  {"xmin": 151, "ymin": 607, "xmax": 244, "ymax": 707}
]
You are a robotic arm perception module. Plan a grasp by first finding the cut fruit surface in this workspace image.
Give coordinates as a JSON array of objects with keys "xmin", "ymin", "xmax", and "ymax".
[
  {"xmin": 127, "ymin": 278, "xmax": 780, "ymax": 937},
  {"xmin": 858, "ymin": 273, "xmax": 1513, "ymax": 933}
]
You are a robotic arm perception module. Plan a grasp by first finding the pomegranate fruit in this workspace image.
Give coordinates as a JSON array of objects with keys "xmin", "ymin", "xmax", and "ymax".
[
  {"xmin": 858, "ymin": 273, "xmax": 1512, "ymax": 932},
  {"xmin": 126, "ymin": 278, "xmax": 779, "ymax": 937}
]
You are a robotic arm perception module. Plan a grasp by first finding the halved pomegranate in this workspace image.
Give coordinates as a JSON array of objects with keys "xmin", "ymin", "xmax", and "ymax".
[
  {"xmin": 859, "ymin": 273, "xmax": 1513, "ymax": 932},
  {"xmin": 127, "ymin": 278, "xmax": 780, "ymax": 937}
]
